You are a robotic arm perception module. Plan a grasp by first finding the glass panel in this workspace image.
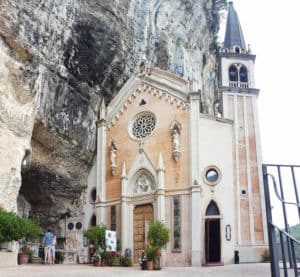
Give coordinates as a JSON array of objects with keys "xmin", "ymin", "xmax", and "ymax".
[
  {"xmin": 239, "ymin": 66, "xmax": 248, "ymax": 83},
  {"xmin": 111, "ymin": 206, "xmax": 116, "ymax": 231},
  {"xmin": 205, "ymin": 201, "xmax": 220, "ymax": 216},
  {"xmin": 173, "ymin": 196, "xmax": 181, "ymax": 251},
  {"xmin": 229, "ymin": 66, "xmax": 238, "ymax": 81},
  {"xmin": 206, "ymin": 169, "xmax": 218, "ymax": 183}
]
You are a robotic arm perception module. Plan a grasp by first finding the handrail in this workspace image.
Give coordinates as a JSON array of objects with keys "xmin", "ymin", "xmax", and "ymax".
[
  {"xmin": 271, "ymin": 223, "xmax": 300, "ymax": 245},
  {"xmin": 267, "ymin": 173, "xmax": 300, "ymax": 208},
  {"xmin": 263, "ymin": 164, "xmax": 300, "ymax": 276}
]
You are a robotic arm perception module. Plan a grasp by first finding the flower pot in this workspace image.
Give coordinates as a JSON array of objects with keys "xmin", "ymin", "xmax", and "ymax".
[
  {"xmin": 146, "ymin": 260, "xmax": 153, "ymax": 270},
  {"xmin": 18, "ymin": 253, "xmax": 29, "ymax": 265},
  {"xmin": 93, "ymin": 260, "xmax": 101, "ymax": 266},
  {"xmin": 100, "ymin": 259, "xmax": 106, "ymax": 266}
]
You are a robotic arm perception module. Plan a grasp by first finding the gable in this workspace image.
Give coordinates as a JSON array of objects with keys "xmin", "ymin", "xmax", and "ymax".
[{"xmin": 106, "ymin": 67, "xmax": 189, "ymax": 131}]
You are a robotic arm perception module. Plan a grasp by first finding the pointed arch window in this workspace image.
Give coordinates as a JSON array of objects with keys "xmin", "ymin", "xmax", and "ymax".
[{"xmin": 205, "ymin": 201, "xmax": 220, "ymax": 216}]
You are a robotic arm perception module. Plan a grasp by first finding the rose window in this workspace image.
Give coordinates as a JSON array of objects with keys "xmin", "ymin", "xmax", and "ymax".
[{"xmin": 131, "ymin": 113, "xmax": 156, "ymax": 139}]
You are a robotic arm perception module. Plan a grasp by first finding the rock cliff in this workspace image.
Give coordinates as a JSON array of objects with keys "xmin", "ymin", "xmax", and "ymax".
[{"xmin": 0, "ymin": 0, "xmax": 225, "ymax": 228}]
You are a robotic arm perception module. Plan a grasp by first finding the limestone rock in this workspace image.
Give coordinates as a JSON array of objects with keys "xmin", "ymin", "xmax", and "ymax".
[{"xmin": 0, "ymin": 0, "xmax": 224, "ymax": 228}]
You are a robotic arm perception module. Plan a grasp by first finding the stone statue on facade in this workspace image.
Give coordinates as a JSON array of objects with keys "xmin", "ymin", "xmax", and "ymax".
[
  {"xmin": 170, "ymin": 120, "xmax": 182, "ymax": 161},
  {"xmin": 172, "ymin": 129, "xmax": 180, "ymax": 152},
  {"xmin": 110, "ymin": 138, "xmax": 117, "ymax": 175}
]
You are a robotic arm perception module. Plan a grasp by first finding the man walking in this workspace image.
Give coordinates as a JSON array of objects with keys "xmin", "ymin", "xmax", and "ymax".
[{"xmin": 43, "ymin": 229, "xmax": 54, "ymax": 264}]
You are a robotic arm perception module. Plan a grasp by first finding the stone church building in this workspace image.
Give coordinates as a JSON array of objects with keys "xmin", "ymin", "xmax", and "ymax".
[{"xmin": 83, "ymin": 2, "xmax": 268, "ymax": 266}]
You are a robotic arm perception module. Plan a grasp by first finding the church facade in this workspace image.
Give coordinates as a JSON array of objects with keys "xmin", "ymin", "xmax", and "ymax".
[{"xmin": 83, "ymin": 2, "xmax": 268, "ymax": 266}]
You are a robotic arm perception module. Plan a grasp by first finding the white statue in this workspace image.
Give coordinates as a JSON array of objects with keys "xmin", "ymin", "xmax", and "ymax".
[
  {"xmin": 172, "ymin": 129, "xmax": 180, "ymax": 152},
  {"xmin": 110, "ymin": 139, "xmax": 117, "ymax": 175}
]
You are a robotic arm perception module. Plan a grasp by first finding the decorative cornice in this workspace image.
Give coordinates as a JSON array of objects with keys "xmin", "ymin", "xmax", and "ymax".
[
  {"xmin": 222, "ymin": 86, "xmax": 260, "ymax": 96},
  {"xmin": 107, "ymin": 82, "xmax": 189, "ymax": 130},
  {"xmin": 220, "ymin": 52, "xmax": 256, "ymax": 62}
]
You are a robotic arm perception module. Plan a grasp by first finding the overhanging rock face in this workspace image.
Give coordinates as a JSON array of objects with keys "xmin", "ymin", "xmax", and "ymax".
[{"xmin": 0, "ymin": 0, "xmax": 222, "ymax": 228}]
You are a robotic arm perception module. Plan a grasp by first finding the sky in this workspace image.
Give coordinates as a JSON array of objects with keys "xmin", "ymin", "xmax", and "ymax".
[{"xmin": 220, "ymin": 0, "xmax": 300, "ymax": 165}]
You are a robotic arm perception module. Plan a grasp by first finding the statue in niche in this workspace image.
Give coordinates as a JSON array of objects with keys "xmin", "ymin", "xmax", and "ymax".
[
  {"xmin": 170, "ymin": 120, "xmax": 182, "ymax": 161},
  {"xmin": 109, "ymin": 138, "xmax": 117, "ymax": 175},
  {"xmin": 172, "ymin": 129, "xmax": 180, "ymax": 152}
]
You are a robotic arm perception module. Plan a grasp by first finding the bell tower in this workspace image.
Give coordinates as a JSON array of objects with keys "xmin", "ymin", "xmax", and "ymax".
[{"xmin": 220, "ymin": 2, "xmax": 268, "ymax": 261}]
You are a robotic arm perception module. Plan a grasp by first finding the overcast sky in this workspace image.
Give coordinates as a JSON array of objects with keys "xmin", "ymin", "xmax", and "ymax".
[{"xmin": 220, "ymin": 0, "xmax": 300, "ymax": 165}]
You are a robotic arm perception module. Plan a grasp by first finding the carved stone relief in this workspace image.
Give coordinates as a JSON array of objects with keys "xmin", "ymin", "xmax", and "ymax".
[{"xmin": 133, "ymin": 173, "xmax": 155, "ymax": 194}]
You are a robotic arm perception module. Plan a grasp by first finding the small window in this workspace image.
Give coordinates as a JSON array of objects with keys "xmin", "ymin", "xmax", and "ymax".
[
  {"xmin": 206, "ymin": 169, "xmax": 218, "ymax": 183},
  {"xmin": 90, "ymin": 187, "xmax": 97, "ymax": 202},
  {"xmin": 172, "ymin": 196, "xmax": 181, "ymax": 252},
  {"xmin": 235, "ymin": 46, "xmax": 240, "ymax": 53},
  {"xmin": 67, "ymin": 222, "xmax": 74, "ymax": 231},
  {"xmin": 241, "ymin": 189, "xmax": 247, "ymax": 196},
  {"xmin": 203, "ymin": 166, "xmax": 221, "ymax": 186},
  {"xmin": 139, "ymin": 99, "xmax": 147, "ymax": 106},
  {"xmin": 91, "ymin": 214, "xmax": 96, "ymax": 227},
  {"xmin": 76, "ymin": 222, "xmax": 82, "ymax": 230},
  {"xmin": 205, "ymin": 201, "xmax": 220, "ymax": 216}
]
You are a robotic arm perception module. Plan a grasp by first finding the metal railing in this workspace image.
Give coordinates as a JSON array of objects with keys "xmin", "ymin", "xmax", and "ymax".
[
  {"xmin": 263, "ymin": 164, "xmax": 300, "ymax": 277},
  {"xmin": 229, "ymin": 81, "xmax": 249, "ymax": 88}
]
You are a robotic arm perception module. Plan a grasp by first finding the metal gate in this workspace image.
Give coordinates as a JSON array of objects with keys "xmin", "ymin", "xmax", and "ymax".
[{"xmin": 263, "ymin": 164, "xmax": 300, "ymax": 277}]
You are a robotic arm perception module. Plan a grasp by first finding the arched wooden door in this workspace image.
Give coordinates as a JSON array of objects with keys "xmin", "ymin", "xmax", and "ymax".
[{"xmin": 133, "ymin": 204, "xmax": 153, "ymax": 263}]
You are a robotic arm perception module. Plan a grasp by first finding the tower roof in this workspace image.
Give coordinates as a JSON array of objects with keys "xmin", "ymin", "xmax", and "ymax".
[{"xmin": 224, "ymin": 2, "xmax": 246, "ymax": 50}]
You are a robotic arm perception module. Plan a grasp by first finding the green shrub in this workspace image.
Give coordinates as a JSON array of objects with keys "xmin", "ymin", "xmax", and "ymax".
[
  {"xmin": 0, "ymin": 208, "xmax": 41, "ymax": 243},
  {"xmin": 120, "ymin": 256, "xmax": 132, "ymax": 266},
  {"xmin": 147, "ymin": 220, "xmax": 170, "ymax": 250},
  {"xmin": 83, "ymin": 224, "xmax": 106, "ymax": 251},
  {"xmin": 146, "ymin": 246, "xmax": 159, "ymax": 261}
]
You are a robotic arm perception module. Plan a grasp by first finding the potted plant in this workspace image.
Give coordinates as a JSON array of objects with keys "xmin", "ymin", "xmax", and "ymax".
[
  {"xmin": 18, "ymin": 242, "xmax": 34, "ymax": 264},
  {"xmin": 146, "ymin": 220, "xmax": 170, "ymax": 270},
  {"xmin": 145, "ymin": 246, "xmax": 158, "ymax": 270},
  {"xmin": 83, "ymin": 224, "xmax": 106, "ymax": 265}
]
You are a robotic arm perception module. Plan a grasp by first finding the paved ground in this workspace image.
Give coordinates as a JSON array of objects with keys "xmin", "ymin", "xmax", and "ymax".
[{"xmin": 0, "ymin": 263, "xmax": 272, "ymax": 277}]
